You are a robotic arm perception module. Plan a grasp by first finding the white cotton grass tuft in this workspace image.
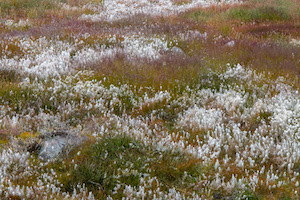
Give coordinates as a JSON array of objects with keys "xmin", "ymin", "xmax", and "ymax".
[{"xmin": 176, "ymin": 106, "xmax": 224, "ymax": 131}]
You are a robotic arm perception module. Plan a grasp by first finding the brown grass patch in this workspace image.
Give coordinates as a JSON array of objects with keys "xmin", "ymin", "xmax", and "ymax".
[{"xmin": 239, "ymin": 23, "xmax": 300, "ymax": 38}]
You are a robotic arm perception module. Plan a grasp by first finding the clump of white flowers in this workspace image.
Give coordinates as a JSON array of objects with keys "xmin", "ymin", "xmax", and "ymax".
[{"xmin": 4, "ymin": 19, "xmax": 31, "ymax": 29}]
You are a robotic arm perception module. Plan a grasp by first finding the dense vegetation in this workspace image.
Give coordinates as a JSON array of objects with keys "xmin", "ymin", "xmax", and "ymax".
[{"xmin": 0, "ymin": 0, "xmax": 299, "ymax": 199}]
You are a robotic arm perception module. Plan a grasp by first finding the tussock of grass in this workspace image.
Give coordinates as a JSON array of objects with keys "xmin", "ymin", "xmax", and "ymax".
[
  {"xmin": 226, "ymin": 6, "xmax": 291, "ymax": 22},
  {"xmin": 58, "ymin": 135, "xmax": 203, "ymax": 199}
]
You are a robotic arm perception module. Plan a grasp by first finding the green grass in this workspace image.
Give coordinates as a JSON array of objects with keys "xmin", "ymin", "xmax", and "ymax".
[
  {"xmin": 226, "ymin": 6, "xmax": 291, "ymax": 22},
  {"xmin": 251, "ymin": 0, "xmax": 300, "ymax": 18},
  {"xmin": 56, "ymin": 135, "xmax": 204, "ymax": 199},
  {"xmin": 187, "ymin": 0, "xmax": 299, "ymax": 23},
  {"xmin": 0, "ymin": 0, "xmax": 59, "ymax": 18},
  {"xmin": 0, "ymin": 81, "xmax": 28, "ymax": 107}
]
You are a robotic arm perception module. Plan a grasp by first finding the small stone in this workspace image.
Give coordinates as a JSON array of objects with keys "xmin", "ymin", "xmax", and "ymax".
[
  {"xmin": 225, "ymin": 40, "xmax": 235, "ymax": 47},
  {"xmin": 171, "ymin": 46, "xmax": 185, "ymax": 55}
]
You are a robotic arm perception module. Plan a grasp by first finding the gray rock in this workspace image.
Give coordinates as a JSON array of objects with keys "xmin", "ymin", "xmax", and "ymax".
[{"xmin": 38, "ymin": 131, "xmax": 87, "ymax": 161}]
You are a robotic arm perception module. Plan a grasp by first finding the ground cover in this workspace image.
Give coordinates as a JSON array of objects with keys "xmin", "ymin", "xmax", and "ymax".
[{"xmin": 0, "ymin": 0, "xmax": 299, "ymax": 199}]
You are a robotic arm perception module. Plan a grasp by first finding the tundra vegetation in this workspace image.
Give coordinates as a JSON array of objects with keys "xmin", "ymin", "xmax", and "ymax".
[{"xmin": 0, "ymin": 0, "xmax": 299, "ymax": 199}]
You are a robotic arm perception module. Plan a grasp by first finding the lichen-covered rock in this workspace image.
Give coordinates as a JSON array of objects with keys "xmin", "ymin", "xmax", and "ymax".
[{"xmin": 38, "ymin": 131, "xmax": 87, "ymax": 161}]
